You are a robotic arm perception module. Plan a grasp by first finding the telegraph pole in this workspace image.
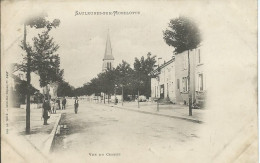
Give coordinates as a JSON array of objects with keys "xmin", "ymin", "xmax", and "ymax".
[{"xmin": 24, "ymin": 24, "xmax": 31, "ymax": 134}]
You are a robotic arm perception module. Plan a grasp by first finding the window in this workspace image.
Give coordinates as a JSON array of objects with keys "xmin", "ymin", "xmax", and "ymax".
[
  {"xmin": 198, "ymin": 74, "xmax": 204, "ymax": 91},
  {"xmin": 182, "ymin": 77, "xmax": 188, "ymax": 92},
  {"xmin": 197, "ymin": 49, "xmax": 202, "ymax": 65},
  {"xmin": 107, "ymin": 62, "xmax": 112, "ymax": 70},
  {"xmin": 177, "ymin": 79, "xmax": 180, "ymax": 89}
]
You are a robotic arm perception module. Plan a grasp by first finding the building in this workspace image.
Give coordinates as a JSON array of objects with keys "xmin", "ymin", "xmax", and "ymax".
[
  {"xmin": 9, "ymin": 64, "xmax": 43, "ymax": 107},
  {"xmin": 150, "ymin": 57, "xmax": 176, "ymax": 103},
  {"xmin": 175, "ymin": 46, "xmax": 206, "ymax": 106},
  {"xmin": 102, "ymin": 31, "xmax": 114, "ymax": 72},
  {"xmin": 194, "ymin": 46, "xmax": 206, "ymax": 106},
  {"xmin": 150, "ymin": 46, "xmax": 206, "ymax": 106}
]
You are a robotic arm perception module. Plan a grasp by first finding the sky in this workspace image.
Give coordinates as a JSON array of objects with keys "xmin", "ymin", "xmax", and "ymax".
[
  {"xmin": 2, "ymin": 1, "xmax": 193, "ymax": 87},
  {"xmin": 2, "ymin": 0, "xmax": 256, "ymax": 88}
]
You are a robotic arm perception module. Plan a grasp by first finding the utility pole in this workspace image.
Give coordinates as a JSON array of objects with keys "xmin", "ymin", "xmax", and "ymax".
[
  {"xmin": 24, "ymin": 24, "xmax": 31, "ymax": 134},
  {"xmin": 187, "ymin": 50, "xmax": 192, "ymax": 116},
  {"xmin": 103, "ymin": 93, "xmax": 106, "ymax": 104}
]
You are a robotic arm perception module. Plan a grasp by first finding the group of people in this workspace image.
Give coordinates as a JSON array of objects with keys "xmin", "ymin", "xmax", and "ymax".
[
  {"xmin": 42, "ymin": 97, "xmax": 79, "ymax": 125},
  {"xmin": 51, "ymin": 97, "xmax": 67, "ymax": 114},
  {"xmin": 42, "ymin": 97, "xmax": 67, "ymax": 125}
]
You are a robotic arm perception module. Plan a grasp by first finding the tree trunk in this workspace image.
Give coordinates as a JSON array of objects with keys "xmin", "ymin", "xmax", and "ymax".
[
  {"xmin": 104, "ymin": 93, "xmax": 106, "ymax": 104},
  {"xmin": 24, "ymin": 24, "xmax": 31, "ymax": 134},
  {"xmin": 47, "ymin": 85, "xmax": 50, "ymax": 100},
  {"xmin": 187, "ymin": 50, "xmax": 192, "ymax": 116}
]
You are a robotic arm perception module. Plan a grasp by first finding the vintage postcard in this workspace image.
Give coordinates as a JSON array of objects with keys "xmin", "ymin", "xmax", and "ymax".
[{"xmin": 1, "ymin": 0, "xmax": 258, "ymax": 163}]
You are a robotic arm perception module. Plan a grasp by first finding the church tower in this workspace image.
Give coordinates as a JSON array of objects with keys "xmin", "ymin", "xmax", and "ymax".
[{"xmin": 102, "ymin": 31, "xmax": 114, "ymax": 72}]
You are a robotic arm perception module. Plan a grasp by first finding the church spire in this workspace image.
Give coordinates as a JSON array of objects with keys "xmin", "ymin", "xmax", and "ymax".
[
  {"xmin": 103, "ymin": 29, "xmax": 114, "ymax": 61},
  {"xmin": 102, "ymin": 30, "xmax": 114, "ymax": 72}
]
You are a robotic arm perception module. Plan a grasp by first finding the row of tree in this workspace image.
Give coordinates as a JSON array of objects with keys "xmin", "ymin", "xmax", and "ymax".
[
  {"xmin": 74, "ymin": 53, "xmax": 156, "ymax": 101},
  {"xmin": 74, "ymin": 16, "xmax": 201, "ymax": 117},
  {"xmin": 17, "ymin": 14, "xmax": 201, "ymax": 134}
]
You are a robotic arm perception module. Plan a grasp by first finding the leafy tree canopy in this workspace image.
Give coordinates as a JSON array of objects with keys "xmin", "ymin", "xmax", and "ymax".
[{"xmin": 163, "ymin": 16, "xmax": 201, "ymax": 53}]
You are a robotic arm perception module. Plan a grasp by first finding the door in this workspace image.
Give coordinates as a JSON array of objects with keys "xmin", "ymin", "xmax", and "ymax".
[{"xmin": 160, "ymin": 84, "xmax": 164, "ymax": 99}]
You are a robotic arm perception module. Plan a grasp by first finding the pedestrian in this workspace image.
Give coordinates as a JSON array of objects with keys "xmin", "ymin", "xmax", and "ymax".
[
  {"xmin": 51, "ymin": 99, "xmax": 56, "ymax": 114},
  {"xmin": 55, "ymin": 99, "xmax": 59, "ymax": 112},
  {"xmin": 57, "ymin": 98, "xmax": 61, "ymax": 110},
  {"xmin": 42, "ymin": 98, "xmax": 51, "ymax": 125},
  {"xmin": 115, "ymin": 97, "xmax": 118, "ymax": 105},
  {"xmin": 62, "ymin": 97, "xmax": 67, "ymax": 110},
  {"xmin": 74, "ymin": 96, "xmax": 79, "ymax": 114}
]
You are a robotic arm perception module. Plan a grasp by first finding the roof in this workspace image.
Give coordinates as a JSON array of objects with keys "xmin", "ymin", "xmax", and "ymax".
[
  {"xmin": 149, "ymin": 57, "xmax": 175, "ymax": 76},
  {"xmin": 103, "ymin": 31, "xmax": 114, "ymax": 60}
]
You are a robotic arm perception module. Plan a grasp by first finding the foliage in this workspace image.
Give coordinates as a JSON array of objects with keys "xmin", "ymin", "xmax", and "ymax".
[
  {"xmin": 57, "ymin": 81, "xmax": 74, "ymax": 97},
  {"xmin": 73, "ymin": 53, "xmax": 156, "ymax": 99},
  {"xmin": 133, "ymin": 52, "xmax": 156, "ymax": 97},
  {"xmin": 32, "ymin": 30, "xmax": 63, "ymax": 87},
  {"xmin": 163, "ymin": 16, "xmax": 201, "ymax": 53},
  {"xmin": 11, "ymin": 75, "xmax": 39, "ymax": 106},
  {"xmin": 25, "ymin": 13, "xmax": 60, "ymax": 30},
  {"xmin": 19, "ymin": 14, "xmax": 63, "ymax": 88}
]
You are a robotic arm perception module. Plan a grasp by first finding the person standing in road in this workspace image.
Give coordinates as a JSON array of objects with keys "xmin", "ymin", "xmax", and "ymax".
[
  {"xmin": 42, "ymin": 98, "xmax": 51, "ymax": 125},
  {"xmin": 62, "ymin": 97, "xmax": 67, "ymax": 110},
  {"xmin": 74, "ymin": 96, "xmax": 79, "ymax": 114}
]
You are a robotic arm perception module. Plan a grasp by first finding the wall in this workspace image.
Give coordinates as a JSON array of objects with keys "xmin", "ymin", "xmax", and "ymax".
[
  {"xmin": 102, "ymin": 60, "xmax": 114, "ymax": 71},
  {"xmin": 150, "ymin": 59, "xmax": 176, "ymax": 103},
  {"xmin": 174, "ymin": 50, "xmax": 196, "ymax": 105}
]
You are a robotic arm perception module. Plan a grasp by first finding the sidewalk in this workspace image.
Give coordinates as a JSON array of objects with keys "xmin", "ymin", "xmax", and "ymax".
[
  {"xmin": 7, "ymin": 107, "xmax": 61, "ymax": 157},
  {"xmin": 108, "ymin": 101, "xmax": 204, "ymax": 123}
]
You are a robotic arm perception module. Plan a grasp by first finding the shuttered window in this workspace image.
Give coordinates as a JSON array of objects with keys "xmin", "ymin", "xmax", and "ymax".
[
  {"xmin": 198, "ymin": 73, "xmax": 203, "ymax": 91},
  {"xmin": 182, "ymin": 77, "xmax": 188, "ymax": 92}
]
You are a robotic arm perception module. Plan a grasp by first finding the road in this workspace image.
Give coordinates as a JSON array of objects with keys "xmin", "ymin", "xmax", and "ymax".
[{"xmin": 51, "ymin": 100, "xmax": 201, "ymax": 163}]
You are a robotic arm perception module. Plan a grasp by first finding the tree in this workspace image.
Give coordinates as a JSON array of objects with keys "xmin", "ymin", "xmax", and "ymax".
[
  {"xmin": 73, "ymin": 55, "xmax": 155, "ymax": 105},
  {"xmin": 19, "ymin": 13, "xmax": 60, "ymax": 134},
  {"xmin": 57, "ymin": 81, "xmax": 74, "ymax": 97},
  {"xmin": 163, "ymin": 16, "xmax": 201, "ymax": 116},
  {"xmin": 133, "ymin": 53, "xmax": 156, "ymax": 98},
  {"xmin": 115, "ymin": 60, "xmax": 134, "ymax": 104},
  {"xmin": 32, "ymin": 25, "xmax": 63, "ymax": 98}
]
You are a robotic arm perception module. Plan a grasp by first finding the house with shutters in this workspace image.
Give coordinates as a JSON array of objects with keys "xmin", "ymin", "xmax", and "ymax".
[
  {"xmin": 150, "ymin": 57, "xmax": 176, "ymax": 103},
  {"xmin": 174, "ymin": 45, "xmax": 206, "ymax": 106},
  {"xmin": 150, "ymin": 45, "xmax": 206, "ymax": 106}
]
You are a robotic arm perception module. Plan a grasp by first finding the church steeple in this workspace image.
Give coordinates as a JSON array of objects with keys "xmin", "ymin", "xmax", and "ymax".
[{"xmin": 102, "ymin": 30, "xmax": 114, "ymax": 72}]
